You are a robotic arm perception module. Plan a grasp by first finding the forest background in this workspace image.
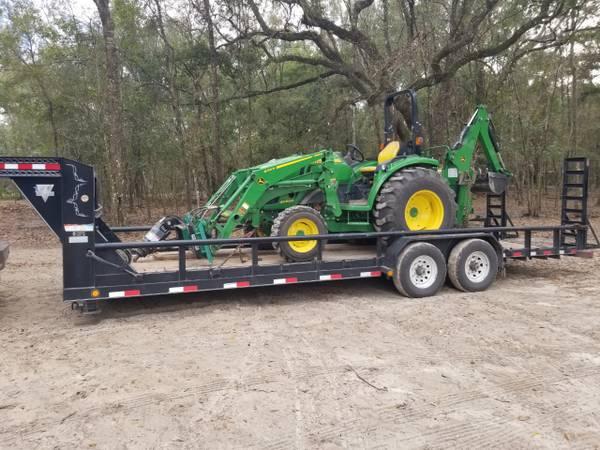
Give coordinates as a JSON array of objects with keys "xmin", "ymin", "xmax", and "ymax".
[{"xmin": 0, "ymin": 0, "xmax": 598, "ymax": 222}]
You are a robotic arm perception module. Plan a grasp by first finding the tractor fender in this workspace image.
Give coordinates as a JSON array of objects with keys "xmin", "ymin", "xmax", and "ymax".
[
  {"xmin": 300, "ymin": 189, "xmax": 325, "ymax": 206},
  {"xmin": 366, "ymin": 156, "xmax": 440, "ymax": 207}
]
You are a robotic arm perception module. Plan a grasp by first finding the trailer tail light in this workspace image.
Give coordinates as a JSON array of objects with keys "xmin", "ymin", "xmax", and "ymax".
[{"xmin": 91, "ymin": 289, "xmax": 101, "ymax": 298}]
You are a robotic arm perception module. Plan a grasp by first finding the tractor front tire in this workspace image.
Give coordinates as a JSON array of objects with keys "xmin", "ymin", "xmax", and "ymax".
[
  {"xmin": 374, "ymin": 168, "xmax": 456, "ymax": 233},
  {"xmin": 271, "ymin": 206, "xmax": 327, "ymax": 262}
]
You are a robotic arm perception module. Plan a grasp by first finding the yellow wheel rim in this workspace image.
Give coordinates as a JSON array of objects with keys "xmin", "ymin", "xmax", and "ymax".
[
  {"xmin": 404, "ymin": 190, "xmax": 444, "ymax": 230},
  {"xmin": 287, "ymin": 218, "xmax": 319, "ymax": 253}
]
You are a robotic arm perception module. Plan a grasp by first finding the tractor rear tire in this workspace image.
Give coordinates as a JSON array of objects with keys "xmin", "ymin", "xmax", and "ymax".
[
  {"xmin": 271, "ymin": 206, "xmax": 327, "ymax": 262},
  {"xmin": 373, "ymin": 167, "xmax": 456, "ymax": 233}
]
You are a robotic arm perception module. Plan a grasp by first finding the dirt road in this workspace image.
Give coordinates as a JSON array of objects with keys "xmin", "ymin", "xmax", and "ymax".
[{"xmin": 1, "ymin": 201, "xmax": 600, "ymax": 448}]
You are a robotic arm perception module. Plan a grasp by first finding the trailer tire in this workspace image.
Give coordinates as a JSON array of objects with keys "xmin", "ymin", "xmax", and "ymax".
[
  {"xmin": 271, "ymin": 206, "xmax": 327, "ymax": 262},
  {"xmin": 448, "ymin": 239, "xmax": 498, "ymax": 292},
  {"xmin": 393, "ymin": 242, "xmax": 446, "ymax": 298}
]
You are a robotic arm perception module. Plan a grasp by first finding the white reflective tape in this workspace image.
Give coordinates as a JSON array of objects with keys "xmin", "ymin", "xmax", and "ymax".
[
  {"xmin": 5, "ymin": 164, "xmax": 18, "ymax": 170},
  {"xmin": 32, "ymin": 164, "xmax": 46, "ymax": 170},
  {"xmin": 320, "ymin": 275, "xmax": 331, "ymax": 281},
  {"xmin": 531, "ymin": 251, "xmax": 537, "ymax": 256},
  {"xmin": 169, "ymin": 287, "xmax": 185, "ymax": 293},
  {"xmin": 273, "ymin": 278, "xmax": 287, "ymax": 285},
  {"xmin": 559, "ymin": 250, "xmax": 565, "ymax": 255},
  {"xmin": 447, "ymin": 168, "xmax": 458, "ymax": 178},
  {"xmin": 68, "ymin": 236, "xmax": 88, "ymax": 244},
  {"xmin": 223, "ymin": 282, "xmax": 237, "ymax": 289},
  {"xmin": 360, "ymin": 271, "xmax": 381, "ymax": 277},
  {"xmin": 64, "ymin": 224, "xmax": 94, "ymax": 232},
  {"xmin": 108, "ymin": 291, "xmax": 125, "ymax": 298}
]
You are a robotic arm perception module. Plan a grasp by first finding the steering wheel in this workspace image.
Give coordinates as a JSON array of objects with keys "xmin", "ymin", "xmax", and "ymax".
[{"xmin": 345, "ymin": 144, "xmax": 364, "ymax": 163}]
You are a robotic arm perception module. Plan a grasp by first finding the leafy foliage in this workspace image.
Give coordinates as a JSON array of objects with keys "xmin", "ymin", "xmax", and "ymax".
[{"xmin": 0, "ymin": 0, "xmax": 598, "ymax": 217}]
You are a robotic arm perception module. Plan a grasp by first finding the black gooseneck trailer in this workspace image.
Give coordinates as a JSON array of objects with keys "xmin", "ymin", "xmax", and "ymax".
[{"xmin": 0, "ymin": 156, "xmax": 597, "ymax": 313}]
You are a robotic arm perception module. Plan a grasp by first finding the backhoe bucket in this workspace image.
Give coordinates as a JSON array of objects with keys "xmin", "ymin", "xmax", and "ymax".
[{"xmin": 472, "ymin": 172, "xmax": 508, "ymax": 195}]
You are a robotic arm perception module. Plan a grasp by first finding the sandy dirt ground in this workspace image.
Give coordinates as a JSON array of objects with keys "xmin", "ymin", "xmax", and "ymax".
[{"xmin": 1, "ymin": 199, "xmax": 600, "ymax": 449}]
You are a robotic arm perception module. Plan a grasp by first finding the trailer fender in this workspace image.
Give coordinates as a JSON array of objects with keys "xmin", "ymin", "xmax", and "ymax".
[{"xmin": 383, "ymin": 233, "xmax": 504, "ymax": 271}]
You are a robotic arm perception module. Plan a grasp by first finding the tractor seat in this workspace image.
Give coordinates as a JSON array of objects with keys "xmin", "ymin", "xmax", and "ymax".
[{"xmin": 359, "ymin": 141, "xmax": 401, "ymax": 174}]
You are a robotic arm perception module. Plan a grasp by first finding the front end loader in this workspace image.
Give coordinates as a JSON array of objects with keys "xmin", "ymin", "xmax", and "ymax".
[{"xmin": 135, "ymin": 90, "xmax": 511, "ymax": 262}]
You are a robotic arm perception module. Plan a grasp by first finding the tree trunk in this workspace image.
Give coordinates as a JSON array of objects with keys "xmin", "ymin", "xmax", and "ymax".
[
  {"xmin": 93, "ymin": 0, "xmax": 127, "ymax": 224},
  {"xmin": 154, "ymin": 0, "xmax": 192, "ymax": 209},
  {"xmin": 200, "ymin": 0, "xmax": 224, "ymax": 186}
]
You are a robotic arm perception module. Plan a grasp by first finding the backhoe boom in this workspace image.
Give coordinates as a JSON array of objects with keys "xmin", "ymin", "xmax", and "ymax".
[{"xmin": 441, "ymin": 106, "xmax": 511, "ymax": 225}]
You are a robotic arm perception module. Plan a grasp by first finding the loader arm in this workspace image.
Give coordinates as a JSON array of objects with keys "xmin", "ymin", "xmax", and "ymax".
[
  {"xmin": 441, "ymin": 106, "xmax": 511, "ymax": 225},
  {"xmin": 184, "ymin": 151, "xmax": 328, "ymax": 250}
]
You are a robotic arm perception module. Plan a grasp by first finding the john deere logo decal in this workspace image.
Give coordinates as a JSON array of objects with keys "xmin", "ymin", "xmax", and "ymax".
[{"xmin": 35, "ymin": 184, "xmax": 55, "ymax": 203}]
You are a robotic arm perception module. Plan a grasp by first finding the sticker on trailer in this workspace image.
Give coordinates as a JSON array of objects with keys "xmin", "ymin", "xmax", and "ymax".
[
  {"xmin": 64, "ymin": 224, "xmax": 94, "ymax": 232},
  {"xmin": 68, "ymin": 236, "xmax": 89, "ymax": 244},
  {"xmin": 34, "ymin": 184, "xmax": 55, "ymax": 203}
]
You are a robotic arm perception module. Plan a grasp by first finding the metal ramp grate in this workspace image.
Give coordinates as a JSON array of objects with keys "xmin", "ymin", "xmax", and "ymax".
[
  {"xmin": 561, "ymin": 157, "xmax": 599, "ymax": 248},
  {"xmin": 485, "ymin": 190, "xmax": 517, "ymax": 239}
]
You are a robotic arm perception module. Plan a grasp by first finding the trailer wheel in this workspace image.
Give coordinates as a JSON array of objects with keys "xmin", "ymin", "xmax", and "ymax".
[
  {"xmin": 393, "ymin": 242, "xmax": 446, "ymax": 298},
  {"xmin": 448, "ymin": 239, "xmax": 498, "ymax": 292}
]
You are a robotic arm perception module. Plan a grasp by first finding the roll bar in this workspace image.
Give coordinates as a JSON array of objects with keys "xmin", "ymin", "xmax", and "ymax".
[{"xmin": 383, "ymin": 89, "xmax": 423, "ymax": 154}]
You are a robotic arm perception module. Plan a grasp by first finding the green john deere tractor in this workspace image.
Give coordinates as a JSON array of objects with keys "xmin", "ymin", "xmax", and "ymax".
[{"xmin": 136, "ymin": 89, "xmax": 510, "ymax": 262}]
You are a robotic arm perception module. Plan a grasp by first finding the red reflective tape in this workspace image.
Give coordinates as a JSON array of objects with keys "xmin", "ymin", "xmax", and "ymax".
[
  {"xmin": 183, "ymin": 285, "xmax": 198, "ymax": 292},
  {"xmin": 543, "ymin": 250, "xmax": 552, "ymax": 256},
  {"xmin": 330, "ymin": 273, "xmax": 343, "ymax": 280},
  {"xmin": 512, "ymin": 251, "xmax": 523, "ymax": 257},
  {"xmin": 0, "ymin": 162, "xmax": 60, "ymax": 171},
  {"xmin": 371, "ymin": 271, "xmax": 382, "ymax": 277},
  {"xmin": 286, "ymin": 277, "xmax": 298, "ymax": 283},
  {"xmin": 124, "ymin": 289, "xmax": 141, "ymax": 297},
  {"xmin": 237, "ymin": 281, "xmax": 250, "ymax": 288},
  {"xmin": 570, "ymin": 249, "xmax": 577, "ymax": 254}
]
